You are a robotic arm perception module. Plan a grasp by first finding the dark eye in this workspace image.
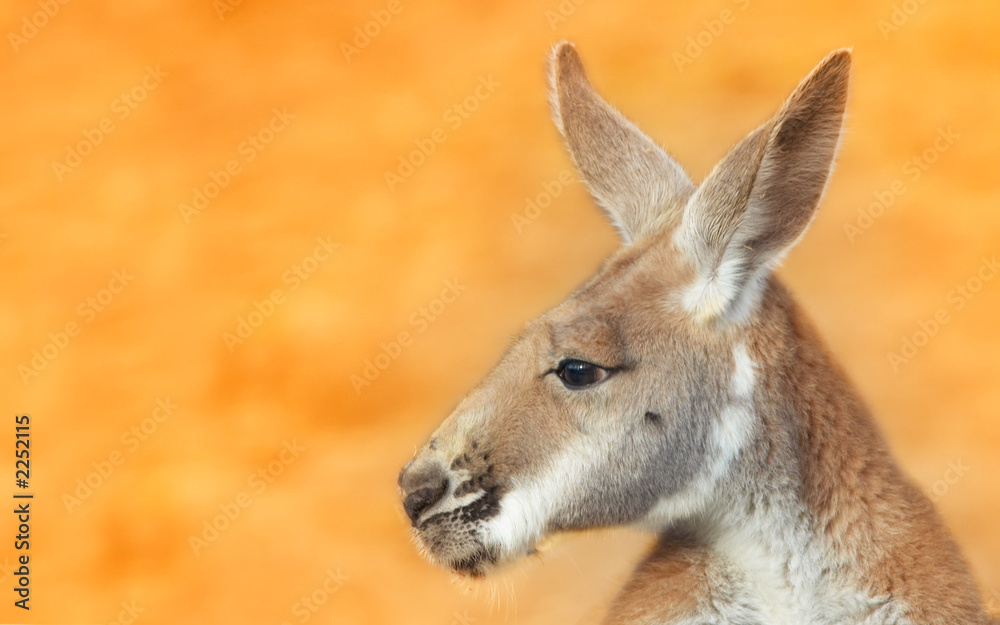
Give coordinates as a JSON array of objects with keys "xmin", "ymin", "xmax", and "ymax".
[{"xmin": 556, "ymin": 359, "xmax": 609, "ymax": 389}]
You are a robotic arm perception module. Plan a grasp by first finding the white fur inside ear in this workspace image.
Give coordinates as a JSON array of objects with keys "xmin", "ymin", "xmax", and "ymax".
[
  {"xmin": 684, "ymin": 268, "xmax": 771, "ymax": 325},
  {"xmin": 680, "ymin": 254, "xmax": 745, "ymax": 323},
  {"xmin": 674, "ymin": 218, "xmax": 775, "ymax": 325}
]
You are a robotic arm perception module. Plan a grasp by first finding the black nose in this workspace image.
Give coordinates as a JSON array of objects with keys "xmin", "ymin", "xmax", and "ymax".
[{"xmin": 399, "ymin": 461, "xmax": 449, "ymax": 525}]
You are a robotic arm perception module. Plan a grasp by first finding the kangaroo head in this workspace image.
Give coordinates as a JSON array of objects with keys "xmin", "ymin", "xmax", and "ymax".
[{"xmin": 398, "ymin": 43, "xmax": 850, "ymax": 577}]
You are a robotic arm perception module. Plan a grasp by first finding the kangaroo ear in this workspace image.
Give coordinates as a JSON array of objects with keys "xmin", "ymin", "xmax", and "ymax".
[
  {"xmin": 674, "ymin": 49, "xmax": 851, "ymax": 323},
  {"xmin": 549, "ymin": 42, "xmax": 695, "ymax": 245}
]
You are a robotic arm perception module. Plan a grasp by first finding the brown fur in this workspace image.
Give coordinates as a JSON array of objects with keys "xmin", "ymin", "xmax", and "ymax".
[{"xmin": 753, "ymin": 283, "xmax": 988, "ymax": 623}]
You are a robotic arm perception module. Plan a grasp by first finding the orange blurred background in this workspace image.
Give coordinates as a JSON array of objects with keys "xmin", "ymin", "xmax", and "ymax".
[{"xmin": 1, "ymin": 0, "xmax": 998, "ymax": 623}]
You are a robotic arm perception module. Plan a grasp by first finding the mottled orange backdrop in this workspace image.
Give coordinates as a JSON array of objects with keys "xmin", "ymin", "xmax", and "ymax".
[{"xmin": 0, "ymin": 0, "xmax": 998, "ymax": 623}]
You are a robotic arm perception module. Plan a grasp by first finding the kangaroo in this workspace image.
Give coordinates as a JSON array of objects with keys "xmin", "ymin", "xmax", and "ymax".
[{"xmin": 398, "ymin": 43, "xmax": 994, "ymax": 624}]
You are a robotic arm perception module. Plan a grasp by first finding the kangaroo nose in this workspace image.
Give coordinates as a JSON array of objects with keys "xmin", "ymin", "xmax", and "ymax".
[{"xmin": 399, "ymin": 460, "xmax": 449, "ymax": 526}]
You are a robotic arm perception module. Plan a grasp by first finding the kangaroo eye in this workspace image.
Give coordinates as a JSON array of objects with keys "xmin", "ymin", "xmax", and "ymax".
[{"xmin": 556, "ymin": 359, "xmax": 609, "ymax": 389}]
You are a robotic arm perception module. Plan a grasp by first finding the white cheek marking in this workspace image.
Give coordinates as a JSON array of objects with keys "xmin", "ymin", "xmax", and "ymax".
[
  {"xmin": 482, "ymin": 443, "xmax": 579, "ymax": 558},
  {"xmin": 712, "ymin": 404, "xmax": 754, "ymax": 469},
  {"xmin": 640, "ymin": 343, "xmax": 756, "ymax": 528},
  {"xmin": 481, "ymin": 477, "xmax": 551, "ymax": 558},
  {"xmin": 712, "ymin": 342, "xmax": 756, "ymax": 466},
  {"xmin": 482, "ymin": 430, "xmax": 614, "ymax": 559},
  {"xmin": 731, "ymin": 342, "xmax": 755, "ymax": 398}
]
